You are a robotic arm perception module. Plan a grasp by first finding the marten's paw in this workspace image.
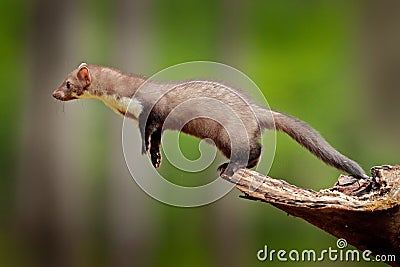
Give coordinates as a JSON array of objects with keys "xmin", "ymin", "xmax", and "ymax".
[
  {"xmin": 217, "ymin": 163, "xmax": 229, "ymax": 175},
  {"xmin": 150, "ymin": 150, "xmax": 162, "ymax": 168},
  {"xmin": 217, "ymin": 162, "xmax": 240, "ymax": 178}
]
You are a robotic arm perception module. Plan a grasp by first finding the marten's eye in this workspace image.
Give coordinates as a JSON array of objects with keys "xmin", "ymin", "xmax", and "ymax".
[{"xmin": 66, "ymin": 81, "xmax": 71, "ymax": 89}]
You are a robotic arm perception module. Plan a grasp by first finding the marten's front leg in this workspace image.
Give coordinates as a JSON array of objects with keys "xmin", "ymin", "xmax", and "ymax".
[
  {"xmin": 139, "ymin": 110, "xmax": 163, "ymax": 168},
  {"xmin": 139, "ymin": 112, "xmax": 154, "ymax": 154},
  {"xmin": 139, "ymin": 124, "xmax": 149, "ymax": 155},
  {"xmin": 150, "ymin": 127, "xmax": 162, "ymax": 168}
]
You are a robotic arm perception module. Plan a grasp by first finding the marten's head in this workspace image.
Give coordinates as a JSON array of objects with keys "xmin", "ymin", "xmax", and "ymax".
[
  {"xmin": 52, "ymin": 63, "xmax": 92, "ymax": 101},
  {"xmin": 52, "ymin": 63, "xmax": 145, "ymax": 120}
]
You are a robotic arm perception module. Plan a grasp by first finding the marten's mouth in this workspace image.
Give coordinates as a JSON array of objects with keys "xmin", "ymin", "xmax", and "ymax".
[{"xmin": 52, "ymin": 89, "xmax": 77, "ymax": 101}]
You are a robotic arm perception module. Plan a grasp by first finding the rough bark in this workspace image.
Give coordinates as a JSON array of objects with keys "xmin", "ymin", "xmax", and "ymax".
[{"xmin": 222, "ymin": 165, "xmax": 400, "ymax": 266}]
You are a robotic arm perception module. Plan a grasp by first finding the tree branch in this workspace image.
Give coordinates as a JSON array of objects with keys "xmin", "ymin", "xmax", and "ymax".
[{"xmin": 222, "ymin": 165, "xmax": 400, "ymax": 266}]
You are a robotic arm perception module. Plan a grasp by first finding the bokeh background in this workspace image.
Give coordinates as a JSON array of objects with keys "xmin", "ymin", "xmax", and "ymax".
[{"xmin": 1, "ymin": 0, "xmax": 400, "ymax": 266}]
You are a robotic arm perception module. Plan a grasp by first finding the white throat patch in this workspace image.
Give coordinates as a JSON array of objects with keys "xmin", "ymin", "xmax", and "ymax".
[
  {"xmin": 115, "ymin": 96, "xmax": 143, "ymax": 119},
  {"xmin": 78, "ymin": 91, "xmax": 143, "ymax": 121}
]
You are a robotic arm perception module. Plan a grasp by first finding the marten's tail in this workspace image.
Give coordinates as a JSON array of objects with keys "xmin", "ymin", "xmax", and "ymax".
[{"xmin": 261, "ymin": 109, "xmax": 367, "ymax": 179}]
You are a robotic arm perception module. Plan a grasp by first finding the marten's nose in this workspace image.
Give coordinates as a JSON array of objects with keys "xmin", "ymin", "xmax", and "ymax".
[{"xmin": 52, "ymin": 90, "xmax": 64, "ymax": 100}]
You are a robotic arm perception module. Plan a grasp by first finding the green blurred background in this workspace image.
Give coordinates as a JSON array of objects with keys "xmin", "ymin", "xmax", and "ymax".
[{"xmin": 1, "ymin": 0, "xmax": 399, "ymax": 266}]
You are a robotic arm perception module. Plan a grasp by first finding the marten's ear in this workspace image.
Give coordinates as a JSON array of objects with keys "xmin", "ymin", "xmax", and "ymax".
[{"xmin": 77, "ymin": 63, "xmax": 91, "ymax": 88}]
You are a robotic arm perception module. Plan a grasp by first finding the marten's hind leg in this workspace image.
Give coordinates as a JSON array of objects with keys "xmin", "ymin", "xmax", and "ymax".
[
  {"xmin": 218, "ymin": 142, "xmax": 262, "ymax": 177},
  {"xmin": 246, "ymin": 142, "xmax": 262, "ymax": 168}
]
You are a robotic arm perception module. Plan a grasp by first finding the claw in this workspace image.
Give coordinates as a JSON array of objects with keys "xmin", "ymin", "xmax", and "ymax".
[
  {"xmin": 151, "ymin": 151, "xmax": 162, "ymax": 168},
  {"xmin": 218, "ymin": 162, "xmax": 233, "ymax": 176}
]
